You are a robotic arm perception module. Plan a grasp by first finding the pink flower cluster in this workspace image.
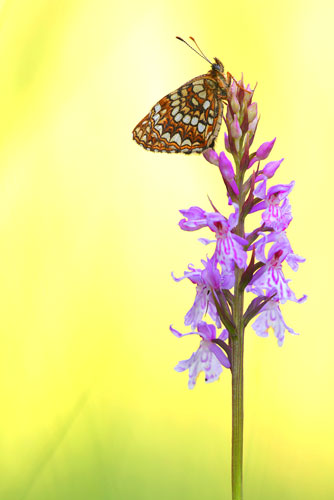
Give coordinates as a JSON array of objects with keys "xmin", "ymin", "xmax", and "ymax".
[{"xmin": 171, "ymin": 79, "xmax": 306, "ymax": 388}]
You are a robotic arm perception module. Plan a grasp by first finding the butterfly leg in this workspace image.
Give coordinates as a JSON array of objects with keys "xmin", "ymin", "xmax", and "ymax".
[{"xmin": 227, "ymin": 73, "xmax": 252, "ymax": 94}]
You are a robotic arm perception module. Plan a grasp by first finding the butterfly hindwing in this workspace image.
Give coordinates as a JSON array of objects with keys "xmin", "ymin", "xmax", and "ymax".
[{"xmin": 133, "ymin": 74, "xmax": 223, "ymax": 154}]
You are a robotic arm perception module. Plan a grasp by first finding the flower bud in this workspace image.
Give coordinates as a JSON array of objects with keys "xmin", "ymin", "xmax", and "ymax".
[
  {"xmin": 262, "ymin": 158, "xmax": 284, "ymax": 178},
  {"xmin": 219, "ymin": 151, "xmax": 234, "ymax": 181},
  {"xmin": 224, "ymin": 132, "xmax": 231, "ymax": 153},
  {"xmin": 218, "ymin": 152, "xmax": 239, "ymax": 195},
  {"xmin": 226, "ymin": 106, "xmax": 233, "ymax": 125},
  {"xmin": 231, "ymin": 115, "xmax": 242, "ymax": 139},
  {"xmin": 203, "ymin": 148, "xmax": 219, "ymax": 166},
  {"xmin": 244, "ymin": 84, "xmax": 253, "ymax": 104},
  {"xmin": 256, "ymin": 138, "xmax": 276, "ymax": 160},
  {"xmin": 229, "ymin": 80, "xmax": 238, "ymax": 99},
  {"xmin": 248, "ymin": 117, "xmax": 258, "ymax": 136},
  {"xmin": 231, "ymin": 95, "xmax": 240, "ymax": 114},
  {"xmin": 247, "ymin": 102, "xmax": 257, "ymax": 122}
]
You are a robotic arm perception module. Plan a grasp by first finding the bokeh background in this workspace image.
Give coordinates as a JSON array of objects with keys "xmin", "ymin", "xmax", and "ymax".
[{"xmin": 0, "ymin": 0, "xmax": 332, "ymax": 498}]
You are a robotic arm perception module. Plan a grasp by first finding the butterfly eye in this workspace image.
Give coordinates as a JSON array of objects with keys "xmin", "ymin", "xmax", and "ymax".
[{"xmin": 212, "ymin": 64, "xmax": 220, "ymax": 71}]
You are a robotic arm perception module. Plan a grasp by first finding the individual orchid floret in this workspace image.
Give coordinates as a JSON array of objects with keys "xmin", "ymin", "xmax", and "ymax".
[
  {"xmin": 252, "ymin": 181, "xmax": 295, "ymax": 232},
  {"xmin": 203, "ymin": 210, "xmax": 248, "ymax": 270},
  {"xmin": 253, "ymin": 231, "xmax": 306, "ymax": 272},
  {"xmin": 251, "ymin": 294, "xmax": 298, "ymax": 347},
  {"xmin": 179, "ymin": 206, "xmax": 207, "ymax": 231},
  {"xmin": 170, "ymin": 321, "xmax": 230, "ymax": 389},
  {"xmin": 179, "ymin": 205, "xmax": 248, "ymax": 270},
  {"xmin": 248, "ymin": 242, "xmax": 307, "ymax": 304},
  {"xmin": 172, "ymin": 258, "xmax": 234, "ymax": 329},
  {"xmin": 263, "ymin": 197, "xmax": 292, "ymax": 232}
]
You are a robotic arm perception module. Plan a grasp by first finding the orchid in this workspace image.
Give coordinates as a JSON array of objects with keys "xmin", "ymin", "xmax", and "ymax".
[
  {"xmin": 169, "ymin": 76, "xmax": 306, "ymax": 500},
  {"xmin": 170, "ymin": 322, "xmax": 230, "ymax": 389}
]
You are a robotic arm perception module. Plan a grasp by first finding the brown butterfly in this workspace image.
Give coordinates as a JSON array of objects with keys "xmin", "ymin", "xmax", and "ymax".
[{"xmin": 132, "ymin": 37, "xmax": 232, "ymax": 154}]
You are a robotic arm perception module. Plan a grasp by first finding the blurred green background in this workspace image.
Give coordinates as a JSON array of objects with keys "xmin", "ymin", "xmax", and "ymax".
[{"xmin": 0, "ymin": 0, "xmax": 333, "ymax": 498}]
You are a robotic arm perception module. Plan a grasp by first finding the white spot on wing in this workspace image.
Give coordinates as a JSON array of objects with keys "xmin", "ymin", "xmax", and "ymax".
[
  {"xmin": 171, "ymin": 133, "xmax": 182, "ymax": 146},
  {"xmin": 175, "ymin": 113, "xmax": 183, "ymax": 122},
  {"xmin": 171, "ymin": 106, "xmax": 180, "ymax": 116},
  {"xmin": 191, "ymin": 116, "xmax": 199, "ymax": 126},
  {"xmin": 156, "ymin": 124, "xmax": 163, "ymax": 134},
  {"xmin": 198, "ymin": 91, "xmax": 207, "ymax": 99},
  {"xmin": 183, "ymin": 114, "xmax": 191, "ymax": 124},
  {"xmin": 170, "ymin": 93, "xmax": 179, "ymax": 100},
  {"xmin": 198, "ymin": 122, "xmax": 206, "ymax": 133},
  {"xmin": 154, "ymin": 103, "xmax": 161, "ymax": 113},
  {"xmin": 162, "ymin": 132, "xmax": 171, "ymax": 141},
  {"xmin": 152, "ymin": 113, "xmax": 160, "ymax": 123},
  {"xmin": 182, "ymin": 139, "xmax": 191, "ymax": 146},
  {"xmin": 171, "ymin": 99, "xmax": 180, "ymax": 107},
  {"xmin": 193, "ymin": 84, "xmax": 204, "ymax": 93},
  {"xmin": 203, "ymin": 100, "xmax": 210, "ymax": 110}
]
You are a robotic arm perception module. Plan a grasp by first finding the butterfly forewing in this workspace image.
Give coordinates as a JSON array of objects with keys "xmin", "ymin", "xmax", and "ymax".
[{"xmin": 133, "ymin": 74, "xmax": 223, "ymax": 154}]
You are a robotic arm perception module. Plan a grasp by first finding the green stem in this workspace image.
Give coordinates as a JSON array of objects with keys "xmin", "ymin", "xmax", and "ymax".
[
  {"xmin": 231, "ymin": 272, "xmax": 244, "ymax": 500},
  {"xmin": 231, "ymin": 150, "xmax": 245, "ymax": 500}
]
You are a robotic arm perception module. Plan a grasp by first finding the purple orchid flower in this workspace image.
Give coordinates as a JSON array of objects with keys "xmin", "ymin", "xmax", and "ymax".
[
  {"xmin": 199, "ymin": 208, "xmax": 248, "ymax": 270},
  {"xmin": 252, "ymin": 180, "xmax": 295, "ymax": 232},
  {"xmin": 179, "ymin": 205, "xmax": 248, "ymax": 270},
  {"xmin": 248, "ymin": 242, "xmax": 306, "ymax": 304},
  {"xmin": 170, "ymin": 321, "xmax": 230, "ymax": 389},
  {"xmin": 251, "ymin": 294, "xmax": 298, "ymax": 347},
  {"xmin": 253, "ymin": 231, "xmax": 306, "ymax": 272},
  {"xmin": 172, "ymin": 258, "xmax": 234, "ymax": 329}
]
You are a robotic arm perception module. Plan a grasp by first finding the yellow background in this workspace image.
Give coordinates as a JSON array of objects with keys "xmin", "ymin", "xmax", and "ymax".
[{"xmin": 0, "ymin": 0, "xmax": 332, "ymax": 498}]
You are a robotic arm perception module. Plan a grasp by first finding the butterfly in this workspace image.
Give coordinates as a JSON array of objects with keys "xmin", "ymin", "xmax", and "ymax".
[{"xmin": 132, "ymin": 37, "xmax": 232, "ymax": 154}]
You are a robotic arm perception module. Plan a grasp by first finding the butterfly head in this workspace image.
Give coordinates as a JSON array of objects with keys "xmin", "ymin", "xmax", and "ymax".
[{"xmin": 211, "ymin": 58, "xmax": 224, "ymax": 74}]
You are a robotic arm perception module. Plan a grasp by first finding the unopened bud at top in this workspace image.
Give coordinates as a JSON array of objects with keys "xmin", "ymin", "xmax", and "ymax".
[
  {"xmin": 231, "ymin": 95, "xmax": 240, "ymax": 114},
  {"xmin": 224, "ymin": 132, "xmax": 231, "ymax": 153},
  {"xmin": 244, "ymin": 84, "xmax": 253, "ymax": 104},
  {"xmin": 262, "ymin": 158, "xmax": 284, "ymax": 178},
  {"xmin": 231, "ymin": 115, "xmax": 242, "ymax": 139},
  {"xmin": 226, "ymin": 106, "xmax": 233, "ymax": 125},
  {"xmin": 256, "ymin": 138, "xmax": 276, "ymax": 160},
  {"xmin": 219, "ymin": 151, "xmax": 234, "ymax": 181},
  {"xmin": 219, "ymin": 151, "xmax": 239, "ymax": 195},
  {"xmin": 229, "ymin": 80, "xmax": 238, "ymax": 100},
  {"xmin": 248, "ymin": 117, "xmax": 258, "ymax": 137},
  {"xmin": 247, "ymin": 102, "xmax": 257, "ymax": 122},
  {"xmin": 203, "ymin": 148, "xmax": 219, "ymax": 166}
]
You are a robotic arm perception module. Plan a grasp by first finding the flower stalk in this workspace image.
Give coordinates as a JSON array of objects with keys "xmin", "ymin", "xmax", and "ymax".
[{"xmin": 230, "ymin": 140, "xmax": 246, "ymax": 500}]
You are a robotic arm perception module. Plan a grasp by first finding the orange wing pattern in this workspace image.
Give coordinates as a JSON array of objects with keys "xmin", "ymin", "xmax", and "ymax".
[{"xmin": 132, "ymin": 74, "xmax": 223, "ymax": 154}]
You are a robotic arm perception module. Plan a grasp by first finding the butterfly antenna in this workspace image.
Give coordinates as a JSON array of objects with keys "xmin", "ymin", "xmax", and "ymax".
[
  {"xmin": 176, "ymin": 36, "xmax": 212, "ymax": 65},
  {"xmin": 189, "ymin": 37, "xmax": 211, "ymax": 62}
]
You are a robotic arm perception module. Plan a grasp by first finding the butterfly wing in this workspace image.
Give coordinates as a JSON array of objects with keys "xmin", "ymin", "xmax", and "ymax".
[{"xmin": 132, "ymin": 75, "xmax": 223, "ymax": 154}]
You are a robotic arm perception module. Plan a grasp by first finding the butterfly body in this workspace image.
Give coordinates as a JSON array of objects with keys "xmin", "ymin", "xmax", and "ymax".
[{"xmin": 132, "ymin": 58, "xmax": 231, "ymax": 154}]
